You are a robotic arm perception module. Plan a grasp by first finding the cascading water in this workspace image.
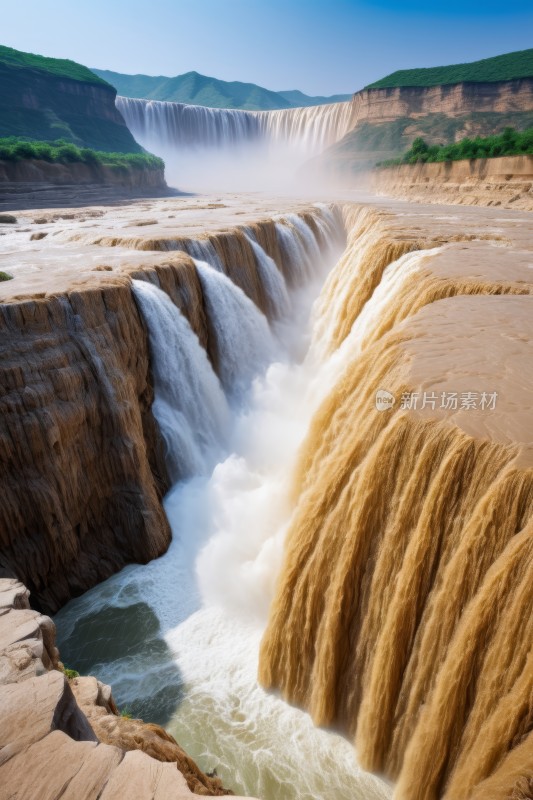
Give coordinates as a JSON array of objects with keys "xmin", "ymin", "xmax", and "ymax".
[
  {"xmin": 116, "ymin": 95, "xmax": 356, "ymax": 190},
  {"xmin": 244, "ymin": 233, "xmax": 291, "ymax": 320},
  {"xmin": 131, "ymin": 278, "xmax": 230, "ymax": 479},
  {"xmin": 193, "ymin": 259, "xmax": 278, "ymax": 400},
  {"xmin": 54, "ymin": 210, "xmax": 391, "ymax": 800}
]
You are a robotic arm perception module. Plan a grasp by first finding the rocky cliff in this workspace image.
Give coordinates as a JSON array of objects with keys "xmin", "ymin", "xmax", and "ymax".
[
  {"xmin": 0, "ymin": 574, "xmax": 255, "ymax": 798},
  {"xmin": 0, "ymin": 158, "xmax": 167, "ymax": 188},
  {"xmin": 320, "ymin": 78, "xmax": 533, "ymax": 172},
  {"xmin": 0, "ymin": 45, "xmax": 141, "ymax": 152},
  {"xmin": 372, "ymin": 154, "xmax": 533, "ymax": 210}
]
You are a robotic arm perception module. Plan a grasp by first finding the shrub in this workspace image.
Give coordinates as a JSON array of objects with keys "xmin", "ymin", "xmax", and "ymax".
[
  {"xmin": 379, "ymin": 127, "xmax": 533, "ymax": 167},
  {"xmin": 0, "ymin": 137, "xmax": 164, "ymax": 171}
]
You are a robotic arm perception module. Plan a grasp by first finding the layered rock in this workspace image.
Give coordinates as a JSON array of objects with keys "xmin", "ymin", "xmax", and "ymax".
[
  {"xmin": 373, "ymin": 154, "xmax": 533, "ymax": 211},
  {"xmin": 0, "ymin": 574, "xmax": 255, "ymax": 798},
  {"xmin": 0, "ymin": 47, "xmax": 141, "ymax": 153},
  {"xmin": 318, "ymin": 78, "xmax": 533, "ymax": 171},
  {"xmin": 0, "ymin": 159, "xmax": 167, "ymax": 189}
]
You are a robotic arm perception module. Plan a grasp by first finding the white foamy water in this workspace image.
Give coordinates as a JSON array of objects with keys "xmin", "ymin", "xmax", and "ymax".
[
  {"xmin": 194, "ymin": 259, "xmax": 279, "ymax": 401},
  {"xmin": 132, "ymin": 279, "xmax": 230, "ymax": 479},
  {"xmin": 245, "ymin": 233, "xmax": 291, "ymax": 320},
  {"xmin": 55, "ymin": 213, "xmax": 391, "ymax": 800}
]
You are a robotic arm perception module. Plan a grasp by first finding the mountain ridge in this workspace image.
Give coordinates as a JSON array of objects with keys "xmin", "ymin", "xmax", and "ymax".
[{"xmin": 93, "ymin": 68, "xmax": 352, "ymax": 110}]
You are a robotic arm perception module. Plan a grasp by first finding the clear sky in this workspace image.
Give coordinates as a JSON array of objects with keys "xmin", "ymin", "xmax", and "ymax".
[{"xmin": 2, "ymin": 0, "xmax": 532, "ymax": 95}]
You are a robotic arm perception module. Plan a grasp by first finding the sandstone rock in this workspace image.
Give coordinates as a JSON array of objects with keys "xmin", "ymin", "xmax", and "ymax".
[
  {"xmin": 372, "ymin": 155, "xmax": 533, "ymax": 211},
  {"xmin": 71, "ymin": 676, "xmax": 233, "ymax": 796},
  {"xmin": 0, "ymin": 578, "xmax": 257, "ymax": 799}
]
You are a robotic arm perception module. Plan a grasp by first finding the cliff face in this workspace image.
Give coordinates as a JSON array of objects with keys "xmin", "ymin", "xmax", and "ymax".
[
  {"xmin": 373, "ymin": 154, "xmax": 533, "ymax": 211},
  {"xmin": 0, "ymin": 277, "xmax": 171, "ymax": 612},
  {"xmin": 0, "ymin": 158, "xmax": 167, "ymax": 188},
  {"xmin": 352, "ymin": 78, "xmax": 533, "ymax": 123},
  {"xmin": 0, "ymin": 575, "xmax": 255, "ymax": 798},
  {"xmin": 319, "ymin": 78, "xmax": 533, "ymax": 172},
  {"xmin": 0, "ymin": 60, "xmax": 141, "ymax": 153}
]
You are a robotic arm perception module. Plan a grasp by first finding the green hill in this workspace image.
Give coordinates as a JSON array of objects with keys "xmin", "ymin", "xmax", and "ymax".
[
  {"xmin": 366, "ymin": 48, "xmax": 533, "ymax": 90},
  {"xmin": 0, "ymin": 44, "xmax": 141, "ymax": 152},
  {"xmin": 0, "ymin": 44, "xmax": 108, "ymax": 86},
  {"xmin": 93, "ymin": 68, "xmax": 350, "ymax": 110}
]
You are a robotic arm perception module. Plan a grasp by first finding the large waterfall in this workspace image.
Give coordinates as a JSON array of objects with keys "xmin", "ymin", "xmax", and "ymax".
[
  {"xmin": 55, "ymin": 208, "xmax": 392, "ymax": 800},
  {"xmin": 52, "ymin": 200, "xmax": 533, "ymax": 800},
  {"xmin": 116, "ymin": 95, "xmax": 357, "ymax": 189}
]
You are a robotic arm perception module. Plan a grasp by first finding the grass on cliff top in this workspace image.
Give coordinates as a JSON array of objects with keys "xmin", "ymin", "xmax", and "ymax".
[
  {"xmin": 0, "ymin": 44, "xmax": 108, "ymax": 87},
  {"xmin": 366, "ymin": 48, "xmax": 533, "ymax": 89},
  {"xmin": 0, "ymin": 137, "xmax": 164, "ymax": 171},
  {"xmin": 379, "ymin": 127, "xmax": 533, "ymax": 166}
]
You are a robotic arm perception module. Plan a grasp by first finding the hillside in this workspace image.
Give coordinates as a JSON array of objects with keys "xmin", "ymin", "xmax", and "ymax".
[
  {"xmin": 366, "ymin": 47, "xmax": 533, "ymax": 89},
  {"xmin": 94, "ymin": 68, "xmax": 351, "ymax": 110},
  {"xmin": 0, "ymin": 44, "xmax": 141, "ymax": 152},
  {"xmin": 0, "ymin": 44, "xmax": 108, "ymax": 85}
]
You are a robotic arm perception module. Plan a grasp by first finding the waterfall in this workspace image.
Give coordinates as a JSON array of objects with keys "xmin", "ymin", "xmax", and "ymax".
[
  {"xmin": 244, "ymin": 232, "xmax": 291, "ymax": 320},
  {"xmin": 185, "ymin": 239, "xmax": 224, "ymax": 271},
  {"xmin": 116, "ymin": 95, "xmax": 357, "ymax": 189},
  {"xmin": 275, "ymin": 220, "xmax": 314, "ymax": 286},
  {"xmin": 116, "ymin": 96, "xmax": 263, "ymax": 149},
  {"xmin": 132, "ymin": 279, "xmax": 230, "ymax": 480},
  {"xmin": 117, "ymin": 95, "xmax": 355, "ymax": 156},
  {"xmin": 259, "ymin": 99, "xmax": 356, "ymax": 153},
  {"xmin": 193, "ymin": 259, "xmax": 279, "ymax": 401}
]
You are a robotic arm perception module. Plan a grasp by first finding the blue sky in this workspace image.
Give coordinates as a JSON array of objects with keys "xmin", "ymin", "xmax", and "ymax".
[{"xmin": 2, "ymin": 0, "xmax": 532, "ymax": 94}]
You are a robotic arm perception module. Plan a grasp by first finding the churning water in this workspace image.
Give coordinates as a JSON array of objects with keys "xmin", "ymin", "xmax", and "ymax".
[{"xmin": 55, "ymin": 211, "xmax": 391, "ymax": 800}]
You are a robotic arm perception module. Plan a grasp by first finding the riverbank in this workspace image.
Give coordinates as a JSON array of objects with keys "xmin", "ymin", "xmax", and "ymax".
[{"xmin": 372, "ymin": 153, "xmax": 533, "ymax": 209}]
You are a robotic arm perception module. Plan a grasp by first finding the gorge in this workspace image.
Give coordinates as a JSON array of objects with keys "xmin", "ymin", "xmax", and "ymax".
[{"xmin": 1, "ymin": 37, "xmax": 533, "ymax": 800}]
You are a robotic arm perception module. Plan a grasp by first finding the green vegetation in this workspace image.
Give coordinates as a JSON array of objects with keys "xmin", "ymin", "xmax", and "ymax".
[
  {"xmin": 0, "ymin": 44, "xmax": 109, "ymax": 86},
  {"xmin": 0, "ymin": 44, "xmax": 142, "ymax": 152},
  {"xmin": 366, "ymin": 48, "xmax": 533, "ymax": 90},
  {"xmin": 380, "ymin": 128, "xmax": 533, "ymax": 166},
  {"xmin": 62, "ymin": 666, "xmax": 80, "ymax": 680},
  {"xmin": 120, "ymin": 707, "xmax": 132, "ymax": 719},
  {"xmin": 0, "ymin": 137, "xmax": 164, "ymax": 171},
  {"xmin": 94, "ymin": 68, "xmax": 350, "ymax": 110},
  {"xmin": 0, "ymin": 271, "xmax": 13, "ymax": 281}
]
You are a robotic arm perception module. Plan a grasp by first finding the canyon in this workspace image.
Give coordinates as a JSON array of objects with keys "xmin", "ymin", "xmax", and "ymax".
[{"xmin": 0, "ymin": 187, "xmax": 532, "ymax": 799}]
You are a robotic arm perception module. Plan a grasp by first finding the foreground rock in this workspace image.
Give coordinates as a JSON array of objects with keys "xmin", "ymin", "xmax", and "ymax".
[{"xmin": 0, "ymin": 575, "xmax": 256, "ymax": 799}]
